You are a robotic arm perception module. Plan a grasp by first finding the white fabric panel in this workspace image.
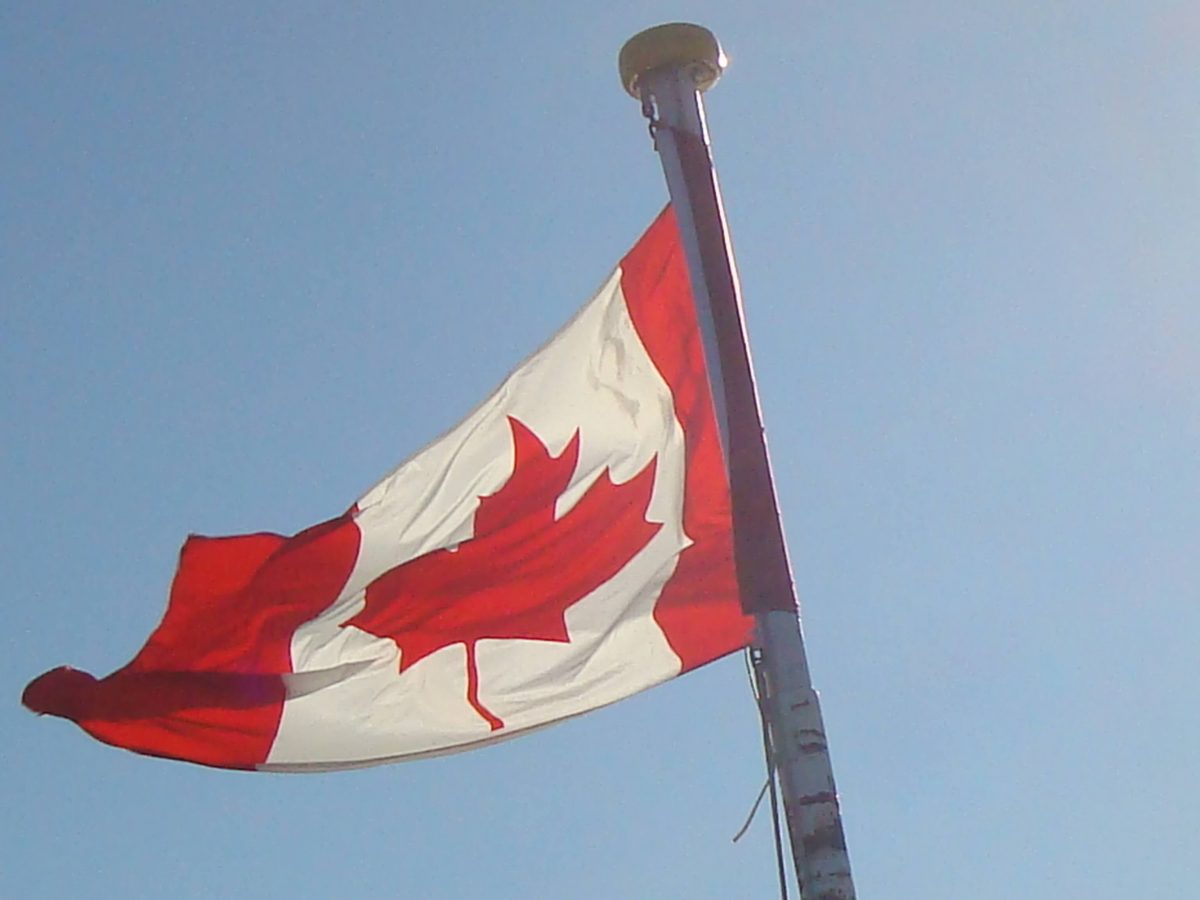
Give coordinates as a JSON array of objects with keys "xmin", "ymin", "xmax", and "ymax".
[{"xmin": 264, "ymin": 267, "xmax": 689, "ymax": 769}]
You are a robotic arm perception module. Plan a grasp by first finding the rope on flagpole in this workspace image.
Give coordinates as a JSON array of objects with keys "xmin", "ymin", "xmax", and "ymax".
[
  {"xmin": 731, "ymin": 777, "xmax": 770, "ymax": 844},
  {"xmin": 752, "ymin": 647, "xmax": 792, "ymax": 900},
  {"xmin": 736, "ymin": 649, "xmax": 790, "ymax": 899}
]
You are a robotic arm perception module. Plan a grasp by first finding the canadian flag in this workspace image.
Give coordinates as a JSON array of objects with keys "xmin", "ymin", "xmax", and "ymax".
[{"xmin": 23, "ymin": 207, "xmax": 754, "ymax": 771}]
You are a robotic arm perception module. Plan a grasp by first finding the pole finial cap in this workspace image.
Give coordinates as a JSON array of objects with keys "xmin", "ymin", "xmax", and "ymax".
[{"xmin": 619, "ymin": 23, "xmax": 726, "ymax": 98}]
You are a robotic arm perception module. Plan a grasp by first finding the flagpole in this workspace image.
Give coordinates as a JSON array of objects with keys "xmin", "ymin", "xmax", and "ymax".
[{"xmin": 619, "ymin": 25, "xmax": 856, "ymax": 899}]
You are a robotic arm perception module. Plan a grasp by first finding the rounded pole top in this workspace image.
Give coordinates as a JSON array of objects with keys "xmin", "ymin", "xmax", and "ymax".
[{"xmin": 618, "ymin": 23, "xmax": 726, "ymax": 98}]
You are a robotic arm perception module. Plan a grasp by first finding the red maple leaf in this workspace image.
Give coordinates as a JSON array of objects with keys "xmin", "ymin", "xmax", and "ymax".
[{"xmin": 344, "ymin": 417, "xmax": 662, "ymax": 730}]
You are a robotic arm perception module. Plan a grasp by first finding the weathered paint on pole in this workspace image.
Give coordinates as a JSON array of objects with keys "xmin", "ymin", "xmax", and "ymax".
[{"xmin": 619, "ymin": 24, "xmax": 856, "ymax": 899}]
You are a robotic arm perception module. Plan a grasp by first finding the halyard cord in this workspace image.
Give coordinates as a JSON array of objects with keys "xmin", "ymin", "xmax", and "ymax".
[
  {"xmin": 731, "ymin": 777, "xmax": 771, "ymax": 843},
  {"xmin": 743, "ymin": 647, "xmax": 790, "ymax": 900}
]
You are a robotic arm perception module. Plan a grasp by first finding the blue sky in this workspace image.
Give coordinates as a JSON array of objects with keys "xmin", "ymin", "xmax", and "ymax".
[{"xmin": 4, "ymin": 3, "xmax": 1198, "ymax": 897}]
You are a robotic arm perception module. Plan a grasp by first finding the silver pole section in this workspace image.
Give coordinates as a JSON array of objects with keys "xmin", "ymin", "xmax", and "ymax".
[{"xmin": 620, "ymin": 25, "xmax": 856, "ymax": 900}]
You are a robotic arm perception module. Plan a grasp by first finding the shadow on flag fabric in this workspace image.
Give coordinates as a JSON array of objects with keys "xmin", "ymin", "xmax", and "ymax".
[{"xmin": 22, "ymin": 207, "xmax": 754, "ymax": 771}]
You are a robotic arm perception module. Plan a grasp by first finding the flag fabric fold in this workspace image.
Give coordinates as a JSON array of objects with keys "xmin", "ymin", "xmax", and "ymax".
[{"xmin": 23, "ymin": 206, "xmax": 754, "ymax": 771}]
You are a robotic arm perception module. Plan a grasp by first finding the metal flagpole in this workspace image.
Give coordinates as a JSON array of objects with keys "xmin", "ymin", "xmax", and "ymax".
[{"xmin": 619, "ymin": 24, "xmax": 856, "ymax": 899}]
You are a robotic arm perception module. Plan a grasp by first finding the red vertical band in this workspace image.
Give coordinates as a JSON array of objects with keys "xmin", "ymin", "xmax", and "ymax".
[
  {"xmin": 23, "ymin": 516, "xmax": 360, "ymax": 768},
  {"xmin": 620, "ymin": 206, "xmax": 754, "ymax": 669},
  {"xmin": 670, "ymin": 132, "xmax": 799, "ymax": 614}
]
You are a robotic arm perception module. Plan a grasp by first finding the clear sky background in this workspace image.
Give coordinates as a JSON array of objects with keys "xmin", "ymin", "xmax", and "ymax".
[{"xmin": 4, "ymin": 3, "xmax": 1197, "ymax": 898}]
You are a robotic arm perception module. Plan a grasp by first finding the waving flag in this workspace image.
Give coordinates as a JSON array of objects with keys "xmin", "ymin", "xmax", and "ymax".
[{"xmin": 22, "ymin": 207, "xmax": 754, "ymax": 771}]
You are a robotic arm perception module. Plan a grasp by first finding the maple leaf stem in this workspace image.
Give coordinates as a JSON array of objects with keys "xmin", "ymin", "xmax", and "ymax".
[{"xmin": 464, "ymin": 642, "xmax": 505, "ymax": 732}]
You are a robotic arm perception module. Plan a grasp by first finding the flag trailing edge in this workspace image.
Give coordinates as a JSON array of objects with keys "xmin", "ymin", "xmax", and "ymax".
[{"xmin": 23, "ymin": 206, "xmax": 755, "ymax": 772}]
